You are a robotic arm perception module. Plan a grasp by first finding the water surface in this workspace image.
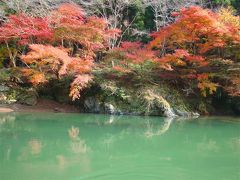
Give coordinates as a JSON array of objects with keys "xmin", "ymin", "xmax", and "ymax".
[{"xmin": 0, "ymin": 113, "xmax": 240, "ymax": 180}]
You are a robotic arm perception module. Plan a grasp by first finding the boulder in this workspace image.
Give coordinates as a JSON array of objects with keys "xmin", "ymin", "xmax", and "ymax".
[
  {"xmin": 174, "ymin": 109, "xmax": 200, "ymax": 118},
  {"xmin": 142, "ymin": 89, "xmax": 178, "ymax": 117},
  {"xmin": 0, "ymin": 91, "xmax": 17, "ymax": 104},
  {"xmin": 104, "ymin": 103, "xmax": 115, "ymax": 114},
  {"xmin": 232, "ymin": 98, "xmax": 240, "ymax": 115},
  {"xmin": 0, "ymin": 85, "xmax": 10, "ymax": 92},
  {"xmin": 81, "ymin": 82, "xmax": 200, "ymax": 117},
  {"xmin": 104, "ymin": 103, "xmax": 123, "ymax": 115},
  {"xmin": 84, "ymin": 97, "xmax": 101, "ymax": 113},
  {"xmin": 18, "ymin": 89, "xmax": 38, "ymax": 106}
]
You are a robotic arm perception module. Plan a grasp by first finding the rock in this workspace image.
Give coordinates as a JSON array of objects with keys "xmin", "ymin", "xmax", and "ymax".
[
  {"xmin": 82, "ymin": 82, "xmax": 200, "ymax": 117},
  {"xmin": 54, "ymin": 108, "xmax": 66, "ymax": 113},
  {"xmin": 0, "ymin": 93, "xmax": 7, "ymax": 103},
  {"xmin": 143, "ymin": 90, "xmax": 178, "ymax": 117},
  {"xmin": 84, "ymin": 97, "xmax": 101, "ymax": 113},
  {"xmin": 18, "ymin": 89, "xmax": 38, "ymax": 106},
  {"xmin": 174, "ymin": 109, "xmax": 189, "ymax": 117},
  {"xmin": 0, "ymin": 85, "xmax": 10, "ymax": 92},
  {"xmin": 23, "ymin": 96, "xmax": 37, "ymax": 106},
  {"xmin": 104, "ymin": 103, "xmax": 115, "ymax": 114},
  {"xmin": 104, "ymin": 103, "xmax": 123, "ymax": 115},
  {"xmin": 0, "ymin": 85, "xmax": 15, "ymax": 104},
  {"xmin": 164, "ymin": 108, "xmax": 178, "ymax": 117},
  {"xmin": 192, "ymin": 112, "xmax": 200, "ymax": 117},
  {"xmin": 232, "ymin": 98, "xmax": 240, "ymax": 115},
  {"xmin": 0, "ymin": 92, "xmax": 17, "ymax": 104},
  {"xmin": 174, "ymin": 109, "xmax": 200, "ymax": 118}
]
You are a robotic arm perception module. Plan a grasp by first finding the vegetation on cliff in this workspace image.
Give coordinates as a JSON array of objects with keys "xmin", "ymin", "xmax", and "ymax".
[{"xmin": 0, "ymin": 1, "xmax": 239, "ymax": 116}]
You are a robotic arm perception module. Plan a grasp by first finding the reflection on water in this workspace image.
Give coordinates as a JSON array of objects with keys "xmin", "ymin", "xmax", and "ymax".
[
  {"xmin": 106, "ymin": 116, "xmax": 115, "ymax": 124},
  {"xmin": 18, "ymin": 139, "xmax": 42, "ymax": 161},
  {"xmin": 28, "ymin": 139, "xmax": 42, "ymax": 155},
  {"xmin": 0, "ymin": 114, "xmax": 15, "ymax": 131},
  {"xmin": 144, "ymin": 117, "xmax": 173, "ymax": 138},
  {"xmin": 0, "ymin": 114, "xmax": 15, "ymax": 125},
  {"xmin": 0, "ymin": 113, "xmax": 240, "ymax": 180},
  {"xmin": 68, "ymin": 126, "xmax": 79, "ymax": 140},
  {"xmin": 197, "ymin": 138, "xmax": 219, "ymax": 152},
  {"xmin": 68, "ymin": 126, "xmax": 88, "ymax": 154},
  {"xmin": 56, "ymin": 155, "xmax": 66, "ymax": 169},
  {"xmin": 231, "ymin": 137, "xmax": 240, "ymax": 151}
]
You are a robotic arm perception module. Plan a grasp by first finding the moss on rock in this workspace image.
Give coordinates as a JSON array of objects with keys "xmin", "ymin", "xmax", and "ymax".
[{"xmin": 80, "ymin": 79, "xmax": 200, "ymax": 117}]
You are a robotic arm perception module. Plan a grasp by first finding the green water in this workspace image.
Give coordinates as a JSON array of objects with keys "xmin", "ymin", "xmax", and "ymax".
[{"xmin": 0, "ymin": 113, "xmax": 240, "ymax": 180}]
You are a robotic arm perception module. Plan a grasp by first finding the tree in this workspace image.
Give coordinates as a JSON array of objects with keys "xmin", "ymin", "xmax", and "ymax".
[
  {"xmin": 19, "ymin": 3, "xmax": 119, "ymax": 100},
  {"xmin": 21, "ymin": 44, "xmax": 94, "ymax": 100},
  {"xmin": 78, "ymin": 0, "xmax": 139, "ymax": 48},
  {"xmin": 51, "ymin": 3, "xmax": 120, "ymax": 52},
  {"xmin": 149, "ymin": 6, "xmax": 240, "ymax": 96},
  {"xmin": 1, "ymin": 0, "xmax": 74, "ymax": 17},
  {"xmin": 101, "ymin": 41, "xmax": 174, "ymax": 87},
  {"xmin": 142, "ymin": 0, "xmax": 205, "ymax": 31},
  {"xmin": 0, "ymin": 13, "xmax": 53, "ymax": 67},
  {"xmin": 0, "ymin": 2, "xmax": 6, "ymax": 22}
]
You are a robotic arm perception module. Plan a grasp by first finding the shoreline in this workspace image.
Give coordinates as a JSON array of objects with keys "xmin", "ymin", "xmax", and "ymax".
[
  {"xmin": 0, "ymin": 99, "xmax": 80, "ymax": 113},
  {"xmin": 0, "ymin": 99, "xmax": 239, "ymax": 117}
]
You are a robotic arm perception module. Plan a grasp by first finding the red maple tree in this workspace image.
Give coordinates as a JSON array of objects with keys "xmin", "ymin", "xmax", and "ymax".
[
  {"xmin": 0, "ymin": 14, "xmax": 53, "ymax": 67},
  {"xmin": 149, "ymin": 6, "xmax": 240, "ymax": 96},
  {"xmin": 19, "ymin": 3, "xmax": 120, "ymax": 100}
]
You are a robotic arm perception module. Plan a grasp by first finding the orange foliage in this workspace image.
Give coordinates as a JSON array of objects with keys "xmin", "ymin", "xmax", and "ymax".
[
  {"xmin": 52, "ymin": 3, "xmax": 120, "ymax": 50},
  {"xmin": 218, "ymin": 7, "xmax": 240, "ymax": 43},
  {"xmin": 105, "ymin": 41, "xmax": 164, "ymax": 75},
  {"xmin": 148, "ymin": 6, "xmax": 240, "ymax": 96},
  {"xmin": 149, "ymin": 6, "xmax": 240, "ymax": 54},
  {"xmin": 22, "ymin": 44, "xmax": 73, "ymax": 76},
  {"xmin": 0, "ymin": 14, "xmax": 53, "ymax": 45},
  {"xmin": 20, "ymin": 68, "xmax": 47, "ymax": 85},
  {"xmin": 17, "ymin": 3, "xmax": 120, "ymax": 100},
  {"xmin": 21, "ymin": 44, "xmax": 94, "ymax": 100},
  {"xmin": 116, "ymin": 41, "xmax": 158, "ymax": 64},
  {"xmin": 112, "ymin": 66, "xmax": 131, "ymax": 73},
  {"xmin": 70, "ymin": 74, "xmax": 93, "ymax": 101},
  {"xmin": 52, "ymin": 3, "xmax": 85, "ymax": 26},
  {"xmin": 154, "ymin": 49, "xmax": 209, "ymax": 74},
  {"xmin": 197, "ymin": 73, "xmax": 218, "ymax": 97}
]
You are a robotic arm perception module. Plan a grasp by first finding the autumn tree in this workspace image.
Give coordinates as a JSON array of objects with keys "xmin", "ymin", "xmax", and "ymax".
[
  {"xmin": 20, "ymin": 44, "xmax": 94, "ymax": 100},
  {"xmin": 0, "ymin": 14, "xmax": 53, "ymax": 67},
  {"xmin": 104, "ymin": 41, "xmax": 157, "ymax": 71},
  {"xmin": 103, "ymin": 6, "xmax": 240, "ymax": 98},
  {"xmin": 1, "ymin": 0, "xmax": 74, "ymax": 17},
  {"xmin": 149, "ymin": 6, "xmax": 240, "ymax": 96},
  {"xmin": 78, "ymin": 0, "xmax": 138, "ymax": 48},
  {"xmin": 20, "ymin": 3, "xmax": 119, "ymax": 100},
  {"xmin": 51, "ymin": 3, "xmax": 120, "ymax": 51},
  {"xmin": 142, "ymin": 0, "xmax": 205, "ymax": 31},
  {"xmin": 100, "ymin": 40, "xmax": 177, "ymax": 88}
]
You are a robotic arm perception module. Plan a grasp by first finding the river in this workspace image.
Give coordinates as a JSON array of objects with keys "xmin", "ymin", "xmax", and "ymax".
[{"xmin": 0, "ymin": 113, "xmax": 240, "ymax": 180}]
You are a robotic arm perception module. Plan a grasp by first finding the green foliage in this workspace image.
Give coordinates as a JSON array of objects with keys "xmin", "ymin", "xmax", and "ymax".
[
  {"xmin": 144, "ymin": 7, "xmax": 155, "ymax": 31},
  {"xmin": 232, "ymin": 0, "xmax": 240, "ymax": 13},
  {"xmin": 208, "ymin": 0, "xmax": 240, "ymax": 13},
  {"xmin": 0, "ymin": 2, "xmax": 239, "ymax": 110},
  {"xmin": 0, "ymin": 47, "xmax": 8, "ymax": 68},
  {"xmin": 212, "ymin": 0, "xmax": 232, "ymax": 5},
  {"xmin": 0, "ymin": 69, "xmax": 11, "ymax": 82}
]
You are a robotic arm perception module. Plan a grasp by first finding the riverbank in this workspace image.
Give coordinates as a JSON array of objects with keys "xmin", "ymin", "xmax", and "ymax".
[
  {"xmin": 0, "ymin": 81, "xmax": 239, "ymax": 116},
  {"xmin": 0, "ymin": 99, "xmax": 79, "ymax": 113}
]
